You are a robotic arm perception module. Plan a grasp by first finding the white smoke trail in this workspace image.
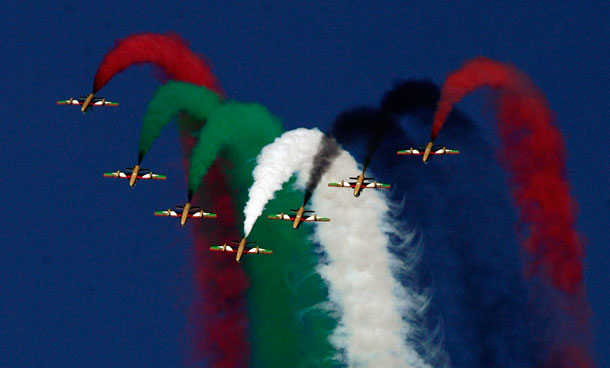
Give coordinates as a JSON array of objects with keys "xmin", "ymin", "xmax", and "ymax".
[
  {"xmin": 243, "ymin": 128, "xmax": 323, "ymax": 236},
  {"xmin": 244, "ymin": 127, "xmax": 439, "ymax": 367}
]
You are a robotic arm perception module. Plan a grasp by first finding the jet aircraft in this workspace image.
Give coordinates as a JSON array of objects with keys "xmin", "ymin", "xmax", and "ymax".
[
  {"xmin": 397, "ymin": 141, "xmax": 459, "ymax": 163},
  {"xmin": 103, "ymin": 165, "xmax": 166, "ymax": 187},
  {"xmin": 154, "ymin": 202, "xmax": 217, "ymax": 226},
  {"xmin": 267, "ymin": 205, "xmax": 330, "ymax": 229},
  {"xmin": 209, "ymin": 238, "xmax": 272, "ymax": 263},
  {"xmin": 56, "ymin": 93, "xmax": 118, "ymax": 113},
  {"xmin": 328, "ymin": 172, "xmax": 390, "ymax": 197}
]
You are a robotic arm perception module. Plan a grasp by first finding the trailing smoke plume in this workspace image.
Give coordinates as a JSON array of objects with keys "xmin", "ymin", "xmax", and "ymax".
[
  {"xmin": 93, "ymin": 32, "xmax": 221, "ymax": 94},
  {"xmin": 138, "ymin": 81, "xmax": 220, "ymax": 167},
  {"xmin": 93, "ymin": 32, "xmax": 247, "ymax": 367},
  {"xmin": 329, "ymin": 79, "xmax": 555, "ymax": 367},
  {"xmin": 188, "ymin": 117, "xmax": 337, "ymax": 367},
  {"xmin": 244, "ymin": 128, "xmax": 440, "ymax": 367},
  {"xmin": 431, "ymin": 57, "xmax": 585, "ymax": 296},
  {"xmin": 303, "ymin": 134, "xmax": 341, "ymax": 205}
]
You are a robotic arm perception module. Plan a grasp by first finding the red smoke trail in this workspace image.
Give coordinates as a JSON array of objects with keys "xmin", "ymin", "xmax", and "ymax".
[
  {"xmin": 432, "ymin": 57, "xmax": 583, "ymax": 293},
  {"xmin": 94, "ymin": 33, "xmax": 248, "ymax": 367},
  {"xmin": 93, "ymin": 33, "xmax": 222, "ymax": 94},
  {"xmin": 180, "ymin": 127, "xmax": 248, "ymax": 368},
  {"xmin": 431, "ymin": 57, "xmax": 592, "ymax": 367}
]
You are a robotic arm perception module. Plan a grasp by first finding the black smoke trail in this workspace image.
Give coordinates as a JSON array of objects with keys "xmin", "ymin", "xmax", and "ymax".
[
  {"xmin": 303, "ymin": 134, "xmax": 341, "ymax": 205},
  {"xmin": 323, "ymin": 80, "xmax": 552, "ymax": 367}
]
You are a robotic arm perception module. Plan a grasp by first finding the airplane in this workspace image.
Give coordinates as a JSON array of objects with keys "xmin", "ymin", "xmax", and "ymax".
[
  {"xmin": 328, "ymin": 172, "xmax": 390, "ymax": 197},
  {"xmin": 267, "ymin": 205, "xmax": 330, "ymax": 229},
  {"xmin": 154, "ymin": 202, "xmax": 217, "ymax": 226},
  {"xmin": 396, "ymin": 141, "xmax": 459, "ymax": 163},
  {"xmin": 56, "ymin": 93, "xmax": 118, "ymax": 113},
  {"xmin": 103, "ymin": 165, "xmax": 166, "ymax": 187},
  {"xmin": 209, "ymin": 238, "xmax": 272, "ymax": 263}
]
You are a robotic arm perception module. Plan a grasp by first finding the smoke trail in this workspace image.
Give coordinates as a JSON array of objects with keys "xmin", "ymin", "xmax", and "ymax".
[
  {"xmin": 329, "ymin": 108, "xmax": 399, "ymax": 172},
  {"xmin": 137, "ymin": 82, "xmax": 220, "ymax": 171},
  {"xmin": 188, "ymin": 107, "xmax": 338, "ymax": 367},
  {"xmin": 244, "ymin": 127, "xmax": 436, "ymax": 367},
  {"xmin": 92, "ymin": 32, "xmax": 247, "ymax": 367},
  {"xmin": 303, "ymin": 134, "xmax": 341, "ymax": 205},
  {"xmin": 93, "ymin": 32, "xmax": 221, "ymax": 94},
  {"xmin": 430, "ymin": 57, "xmax": 584, "ymax": 295},
  {"xmin": 177, "ymin": 112, "xmax": 248, "ymax": 368},
  {"xmin": 243, "ymin": 129, "xmax": 324, "ymax": 236},
  {"xmin": 188, "ymin": 102, "xmax": 282, "ymax": 197},
  {"xmin": 330, "ymin": 79, "xmax": 553, "ymax": 367}
]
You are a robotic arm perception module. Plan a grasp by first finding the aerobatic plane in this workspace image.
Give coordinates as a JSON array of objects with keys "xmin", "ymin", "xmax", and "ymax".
[
  {"xmin": 397, "ymin": 141, "xmax": 459, "ymax": 163},
  {"xmin": 328, "ymin": 172, "xmax": 390, "ymax": 197},
  {"xmin": 154, "ymin": 202, "xmax": 217, "ymax": 226},
  {"xmin": 103, "ymin": 165, "xmax": 166, "ymax": 187},
  {"xmin": 267, "ymin": 205, "xmax": 330, "ymax": 229},
  {"xmin": 209, "ymin": 238, "xmax": 272, "ymax": 263},
  {"xmin": 56, "ymin": 93, "xmax": 118, "ymax": 113}
]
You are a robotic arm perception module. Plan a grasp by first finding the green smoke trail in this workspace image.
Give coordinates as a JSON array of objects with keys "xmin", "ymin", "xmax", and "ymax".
[
  {"xmin": 189, "ymin": 102, "xmax": 338, "ymax": 367},
  {"xmin": 137, "ymin": 81, "xmax": 220, "ymax": 163}
]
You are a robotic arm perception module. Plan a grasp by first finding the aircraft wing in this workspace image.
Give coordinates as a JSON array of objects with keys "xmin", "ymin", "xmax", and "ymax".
[
  {"xmin": 103, "ymin": 171, "xmax": 127, "ymax": 178},
  {"xmin": 302, "ymin": 215, "xmax": 330, "ymax": 222},
  {"xmin": 92, "ymin": 100, "xmax": 119, "ymax": 106},
  {"xmin": 56, "ymin": 99, "xmax": 82, "ymax": 105},
  {"xmin": 209, "ymin": 245, "xmax": 236, "ymax": 252},
  {"xmin": 189, "ymin": 211, "xmax": 217, "ymax": 219},
  {"xmin": 154, "ymin": 210, "xmax": 180, "ymax": 217},
  {"xmin": 396, "ymin": 148, "xmax": 422, "ymax": 155},
  {"xmin": 246, "ymin": 247, "xmax": 273, "ymax": 255},
  {"xmin": 397, "ymin": 146, "xmax": 459, "ymax": 155},
  {"xmin": 328, "ymin": 181, "xmax": 356, "ymax": 188},
  {"xmin": 267, "ymin": 214, "xmax": 294, "ymax": 221},
  {"xmin": 431, "ymin": 148, "xmax": 459, "ymax": 154},
  {"xmin": 139, "ymin": 172, "xmax": 167, "ymax": 180},
  {"xmin": 56, "ymin": 98, "xmax": 118, "ymax": 106},
  {"xmin": 103, "ymin": 170, "xmax": 166, "ymax": 180},
  {"xmin": 365, "ymin": 182, "xmax": 391, "ymax": 189}
]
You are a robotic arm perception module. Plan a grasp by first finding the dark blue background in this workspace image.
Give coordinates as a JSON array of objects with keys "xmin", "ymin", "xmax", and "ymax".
[{"xmin": 0, "ymin": 2, "xmax": 607, "ymax": 367}]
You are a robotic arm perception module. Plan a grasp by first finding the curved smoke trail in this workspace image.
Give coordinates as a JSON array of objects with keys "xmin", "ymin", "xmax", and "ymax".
[
  {"xmin": 93, "ymin": 32, "xmax": 221, "ymax": 94},
  {"xmin": 244, "ymin": 128, "xmax": 437, "ymax": 367},
  {"xmin": 188, "ymin": 106, "xmax": 337, "ymax": 367},
  {"xmin": 137, "ymin": 81, "xmax": 220, "ymax": 166},
  {"xmin": 430, "ymin": 57, "xmax": 584, "ymax": 295},
  {"xmin": 93, "ymin": 33, "xmax": 246, "ymax": 367},
  {"xmin": 428, "ymin": 58, "xmax": 592, "ymax": 366},
  {"xmin": 327, "ymin": 79, "xmax": 558, "ymax": 367}
]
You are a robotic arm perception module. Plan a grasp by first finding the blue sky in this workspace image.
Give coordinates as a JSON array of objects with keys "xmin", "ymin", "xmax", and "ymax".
[{"xmin": 0, "ymin": 2, "xmax": 607, "ymax": 367}]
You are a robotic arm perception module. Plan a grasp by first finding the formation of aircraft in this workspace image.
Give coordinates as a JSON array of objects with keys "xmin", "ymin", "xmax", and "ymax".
[
  {"xmin": 267, "ymin": 206, "xmax": 330, "ymax": 229},
  {"xmin": 154, "ymin": 202, "xmax": 217, "ymax": 226},
  {"xmin": 103, "ymin": 165, "xmax": 166, "ymax": 187},
  {"xmin": 328, "ymin": 172, "xmax": 391, "ymax": 197},
  {"xmin": 62, "ymin": 93, "xmax": 461, "ymax": 263},
  {"xmin": 397, "ymin": 141, "xmax": 459, "ymax": 163},
  {"xmin": 56, "ymin": 93, "xmax": 118, "ymax": 113},
  {"xmin": 209, "ymin": 238, "xmax": 272, "ymax": 263}
]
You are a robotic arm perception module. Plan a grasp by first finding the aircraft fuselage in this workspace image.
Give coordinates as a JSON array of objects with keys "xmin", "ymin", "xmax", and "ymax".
[
  {"xmin": 81, "ymin": 93, "xmax": 95, "ymax": 113},
  {"xmin": 292, "ymin": 206, "xmax": 306, "ymax": 229},
  {"xmin": 353, "ymin": 173, "xmax": 365, "ymax": 197},
  {"xmin": 180, "ymin": 202, "xmax": 191, "ymax": 226},
  {"xmin": 422, "ymin": 141, "xmax": 434, "ymax": 163},
  {"xmin": 236, "ymin": 238, "xmax": 247, "ymax": 262},
  {"xmin": 129, "ymin": 165, "xmax": 140, "ymax": 187}
]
